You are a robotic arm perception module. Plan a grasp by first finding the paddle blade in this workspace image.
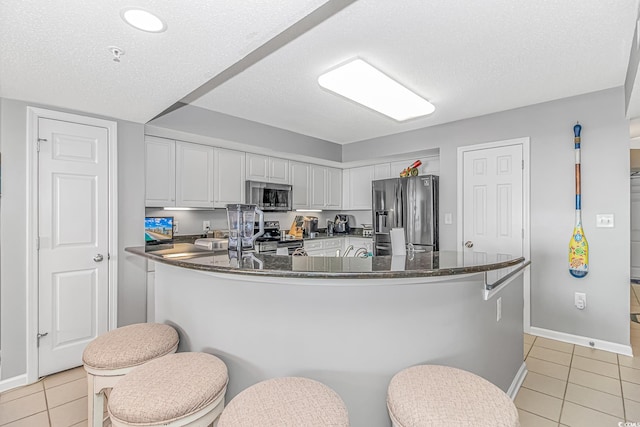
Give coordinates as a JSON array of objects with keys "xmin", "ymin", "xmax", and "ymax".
[{"xmin": 569, "ymin": 226, "xmax": 589, "ymax": 278}]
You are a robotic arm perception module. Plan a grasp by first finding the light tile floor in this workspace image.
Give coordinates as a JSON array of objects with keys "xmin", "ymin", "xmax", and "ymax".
[
  {"xmin": 516, "ymin": 284, "xmax": 640, "ymax": 426},
  {"xmin": 4, "ymin": 286, "xmax": 640, "ymax": 426}
]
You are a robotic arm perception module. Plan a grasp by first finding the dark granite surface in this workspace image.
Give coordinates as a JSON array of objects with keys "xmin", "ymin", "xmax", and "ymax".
[{"xmin": 127, "ymin": 243, "xmax": 525, "ymax": 279}]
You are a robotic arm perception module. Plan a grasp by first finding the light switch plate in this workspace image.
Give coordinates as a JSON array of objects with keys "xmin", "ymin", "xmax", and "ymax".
[
  {"xmin": 596, "ymin": 214, "xmax": 614, "ymax": 228},
  {"xmin": 444, "ymin": 213, "xmax": 453, "ymax": 225}
]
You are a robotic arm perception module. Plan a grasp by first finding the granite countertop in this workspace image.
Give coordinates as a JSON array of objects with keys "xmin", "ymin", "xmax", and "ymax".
[{"xmin": 126, "ymin": 244, "xmax": 525, "ymax": 279}]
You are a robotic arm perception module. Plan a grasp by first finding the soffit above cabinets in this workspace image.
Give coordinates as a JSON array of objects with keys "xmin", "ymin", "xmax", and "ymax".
[{"xmin": 1, "ymin": 1, "xmax": 638, "ymax": 144}]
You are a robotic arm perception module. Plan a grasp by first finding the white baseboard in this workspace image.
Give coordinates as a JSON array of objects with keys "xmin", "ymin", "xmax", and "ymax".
[
  {"xmin": 507, "ymin": 362, "xmax": 527, "ymax": 400},
  {"xmin": 529, "ymin": 326, "xmax": 633, "ymax": 356},
  {"xmin": 0, "ymin": 374, "xmax": 28, "ymax": 393}
]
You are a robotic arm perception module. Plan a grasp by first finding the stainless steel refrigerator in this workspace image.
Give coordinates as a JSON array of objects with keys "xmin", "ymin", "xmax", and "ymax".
[{"xmin": 372, "ymin": 175, "xmax": 438, "ymax": 255}]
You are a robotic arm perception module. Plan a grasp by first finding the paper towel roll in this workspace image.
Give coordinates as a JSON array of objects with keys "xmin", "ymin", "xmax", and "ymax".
[{"xmin": 390, "ymin": 228, "xmax": 406, "ymax": 255}]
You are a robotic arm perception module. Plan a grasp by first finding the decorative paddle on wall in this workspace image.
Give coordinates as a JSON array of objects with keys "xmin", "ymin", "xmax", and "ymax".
[{"xmin": 569, "ymin": 122, "xmax": 589, "ymax": 278}]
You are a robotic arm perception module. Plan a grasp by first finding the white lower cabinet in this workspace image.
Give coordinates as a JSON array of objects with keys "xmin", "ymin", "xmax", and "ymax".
[
  {"xmin": 304, "ymin": 238, "xmax": 344, "ymax": 256},
  {"xmin": 347, "ymin": 237, "xmax": 373, "ymax": 255}
]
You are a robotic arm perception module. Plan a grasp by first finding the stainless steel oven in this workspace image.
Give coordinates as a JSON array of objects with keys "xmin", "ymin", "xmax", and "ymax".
[{"xmin": 246, "ymin": 181, "xmax": 292, "ymax": 212}]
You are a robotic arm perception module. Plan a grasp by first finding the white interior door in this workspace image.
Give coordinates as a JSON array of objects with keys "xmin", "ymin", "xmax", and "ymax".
[
  {"xmin": 462, "ymin": 144, "xmax": 524, "ymax": 257},
  {"xmin": 631, "ymin": 177, "xmax": 640, "ymax": 279},
  {"xmin": 38, "ymin": 117, "xmax": 109, "ymax": 376}
]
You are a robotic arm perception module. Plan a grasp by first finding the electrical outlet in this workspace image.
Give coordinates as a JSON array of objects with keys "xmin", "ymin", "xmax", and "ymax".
[
  {"xmin": 497, "ymin": 297, "xmax": 502, "ymax": 321},
  {"xmin": 575, "ymin": 292, "xmax": 586, "ymax": 310},
  {"xmin": 203, "ymin": 220, "xmax": 210, "ymax": 231},
  {"xmin": 174, "ymin": 221, "xmax": 179, "ymax": 234},
  {"xmin": 596, "ymin": 214, "xmax": 614, "ymax": 228}
]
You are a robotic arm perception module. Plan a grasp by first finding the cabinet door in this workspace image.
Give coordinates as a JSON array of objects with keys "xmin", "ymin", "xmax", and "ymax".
[
  {"xmin": 374, "ymin": 163, "xmax": 391, "ymax": 180},
  {"xmin": 246, "ymin": 153, "xmax": 269, "ymax": 181},
  {"xmin": 290, "ymin": 161, "xmax": 310, "ymax": 209},
  {"xmin": 348, "ymin": 166, "xmax": 374, "ymax": 210},
  {"xmin": 342, "ymin": 169, "xmax": 351, "ymax": 210},
  {"xmin": 269, "ymin": 157, "xmax": 290, "ymax": 184},
  {"xmin": 176, "ymin": 141, "xmax": 214, "ymax": 208},
  {"xmin": 326, "ymin": 167, "xmax": 342, "ymax": 209},
  {"xmin": 310, "ymin": 165, "xmax": 327, "ymax": 209},
  {"xmin": 145, "ymin": 136, "xmax": 175, "ymax": 207},
  {"xmin": 215, "ymin": 148, "xmax": 245, "ymax": 207}
]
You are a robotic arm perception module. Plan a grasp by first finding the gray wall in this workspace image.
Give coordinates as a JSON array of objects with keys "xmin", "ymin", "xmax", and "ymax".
[
  {"xmin": 149, "ymin": 105, "xmax": 343, "ymax": 162},
  {"xmin": 344, "ymin": 87, "xmax": 631, "ymax": 346},
  {"xmin": 0, "ymin": 98, "xmax": 147, "ymax": 380}
]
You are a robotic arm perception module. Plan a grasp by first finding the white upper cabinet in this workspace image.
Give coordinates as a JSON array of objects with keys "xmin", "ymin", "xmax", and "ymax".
[
  {"xmin": 374, "ymin": 163, "xmax": 391, "ymax": 180},
  {"xmin": 269, "ymin": 157, "xmax": 289, "ymax": 184},
  {"xmin": 310, "ymin": 165, "xmax": 326, "ymax": 209},
  {"xmin": 175, "ymin": 141, "xmax": 215, "ymax": 208},
  {"xmin": 246, "ymin": 153, "xmax": 269, "ymax": 181},
  {"xmin": 326, "ymin": 167, "xmax": 342, "ymax": 209},
  {"xmin": 214, "ymin": 148, "xmax": 245, "ymax": 207},
  {"xmin": 310, "ymin": 165, "xmax": 342, "ymax": 210},
  {"xmin": 343, "ymin": 166, "xmax": 374, "ymax": 210},
  {"xmin": 145, "ymin": 136, "xmax": 176, "ymax": 207},
  {"xmin": 290, "ymin": 161, "xmax": 310, "ymax": 209},
  {"xmin": 246, "ymin": 153, "xmax": 289, "ymax": 184}
]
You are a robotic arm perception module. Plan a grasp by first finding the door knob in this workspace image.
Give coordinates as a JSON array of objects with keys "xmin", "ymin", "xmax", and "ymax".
[
  {"xmin": 465, "ymin": 241, "xmax": 474, "ymax": 248},
  {"xmin": 93, "ymin": 254, "xmax": 104, "ymax": 262}
]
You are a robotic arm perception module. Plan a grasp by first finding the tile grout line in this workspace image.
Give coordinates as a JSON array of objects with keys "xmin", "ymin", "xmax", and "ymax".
[
  {"xmin": 517, "ymin": 407, "xmax": 559, "ymax": 424},
  {"xmin": 42, "ymin": 385, "xmax": 53, "ymax": 427},
  {"xmin": 619, "ymin": 353, "xmax": 628, "ymax": 422},
  {"xmin": 555, "ymin": 343, "xmax": 575, "ymax": 424}
]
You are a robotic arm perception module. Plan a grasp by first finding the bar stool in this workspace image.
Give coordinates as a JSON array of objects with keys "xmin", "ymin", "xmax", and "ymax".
[
  {"xmin": 107, "ymin": 352, "xmax": 228, "ymax": 427},
  {"xmin": 218, "ymin": 377, "xmax": 350, "ymax": 427},
  {"xmin": 387, "ymin": 365, "xmax": 519, "ymax": 427},
  {"xmin": 82, "ymin": 323, "xmax": 179, "ymax": 427}
]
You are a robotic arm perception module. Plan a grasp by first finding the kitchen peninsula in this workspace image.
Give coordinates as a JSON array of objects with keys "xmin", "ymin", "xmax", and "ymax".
[{"xmin": 127, "ymin": 246, "xmax": 528, "ymax": 427}]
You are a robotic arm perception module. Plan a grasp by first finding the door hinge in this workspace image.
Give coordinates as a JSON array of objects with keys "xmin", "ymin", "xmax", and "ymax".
[
  {"xmin": 107, "ymin": 253, "xmax": 111, "ymax": 260},
  {"xmin": 521, "ymin": 160, "xmax": 524, "ymax": 170},
  {"xmin": 522, "ymin": 229, "xmax": 525, "ymax": 238},
  {"xmin": 36, "ymin": 237, "xmax": 40, "ymax": 250},
  {"xmin": 37, "ymin": 332, "xmax": 48, "ymax": 347},
  {"xmin": 36, "ymin": 138, "xmax": 47, "ymax": 152}
]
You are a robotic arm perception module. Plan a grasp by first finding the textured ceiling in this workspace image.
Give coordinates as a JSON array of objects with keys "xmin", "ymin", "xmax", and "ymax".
[
  {"xmin": 192, "ymin": 0, "xmax": 639, "ymax": 143},
  {"xmin": 0, "ymin": 0, "xmax": 331, "ymax": 123},
  {"xmin": 0, "ymin": 1, "xmax": 638, "ymax": 144}
]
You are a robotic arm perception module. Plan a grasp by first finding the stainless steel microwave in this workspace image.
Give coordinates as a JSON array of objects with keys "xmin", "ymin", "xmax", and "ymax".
[{"xmin": 245, "ymin": 180, "xmax": 292, "ymax": 211}]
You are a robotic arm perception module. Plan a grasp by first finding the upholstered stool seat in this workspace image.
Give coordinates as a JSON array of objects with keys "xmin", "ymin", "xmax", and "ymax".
[
  {"xmin": 108, "ymin": 352, "xmax": 228, "ymax": 427},
  {"xmin": 83, "ymin": 323, "xmax": 179, "ymax": 427},
  {"xmin": 218, "ymin": 377, "xmax": 350, "ymax": 427},
  {"xmin": 387, "ymin": 365, "xmax": 519, "ymax": 427}
]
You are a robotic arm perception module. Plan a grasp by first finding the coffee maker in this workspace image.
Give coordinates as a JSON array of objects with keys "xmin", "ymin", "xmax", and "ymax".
[
  {"xmin": 303, "ymin": 216, "xmax": 318, "ymax": 237},
  {"xmin": 226, "ymin": 204, "xmax": 264, "ymax": 259},
  {"xmin": 334, "ymin": 214, "xmax": 351, "ymax": 234}
]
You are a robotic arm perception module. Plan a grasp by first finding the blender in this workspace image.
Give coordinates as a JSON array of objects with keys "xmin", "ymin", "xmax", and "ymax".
[{"xmin": 226, "ymin": 204, "xmax": 264, "ymax": 260}]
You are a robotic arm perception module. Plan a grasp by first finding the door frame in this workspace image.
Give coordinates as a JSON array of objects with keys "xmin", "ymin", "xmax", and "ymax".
[
  {"xmin": 456, "ymin": 137, "xmax": 531, "ymax": 331},
  {"xmin": 25, "ymin": 107, "xmax": 118, "ymax": 383}
]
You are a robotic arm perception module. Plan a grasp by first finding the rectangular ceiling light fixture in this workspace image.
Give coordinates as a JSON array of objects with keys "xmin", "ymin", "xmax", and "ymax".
[{"xmin": 318, "ymin": 58, "xmax": 435, "ymax": 121}]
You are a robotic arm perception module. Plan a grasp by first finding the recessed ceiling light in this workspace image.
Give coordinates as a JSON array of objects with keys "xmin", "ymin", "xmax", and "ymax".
[
  {"xmin": 318, "ymin": 58, "xmax": 435, "ymax": 121},
  {"xmin": 121, "ymin": 8, "xmax": 167, "ymax": 33}
]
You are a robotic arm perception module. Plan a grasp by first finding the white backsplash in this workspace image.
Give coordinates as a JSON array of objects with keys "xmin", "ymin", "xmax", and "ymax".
[{"xmin": 144, "ymin": 208, "xmax": 373, "ymax": 236}]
